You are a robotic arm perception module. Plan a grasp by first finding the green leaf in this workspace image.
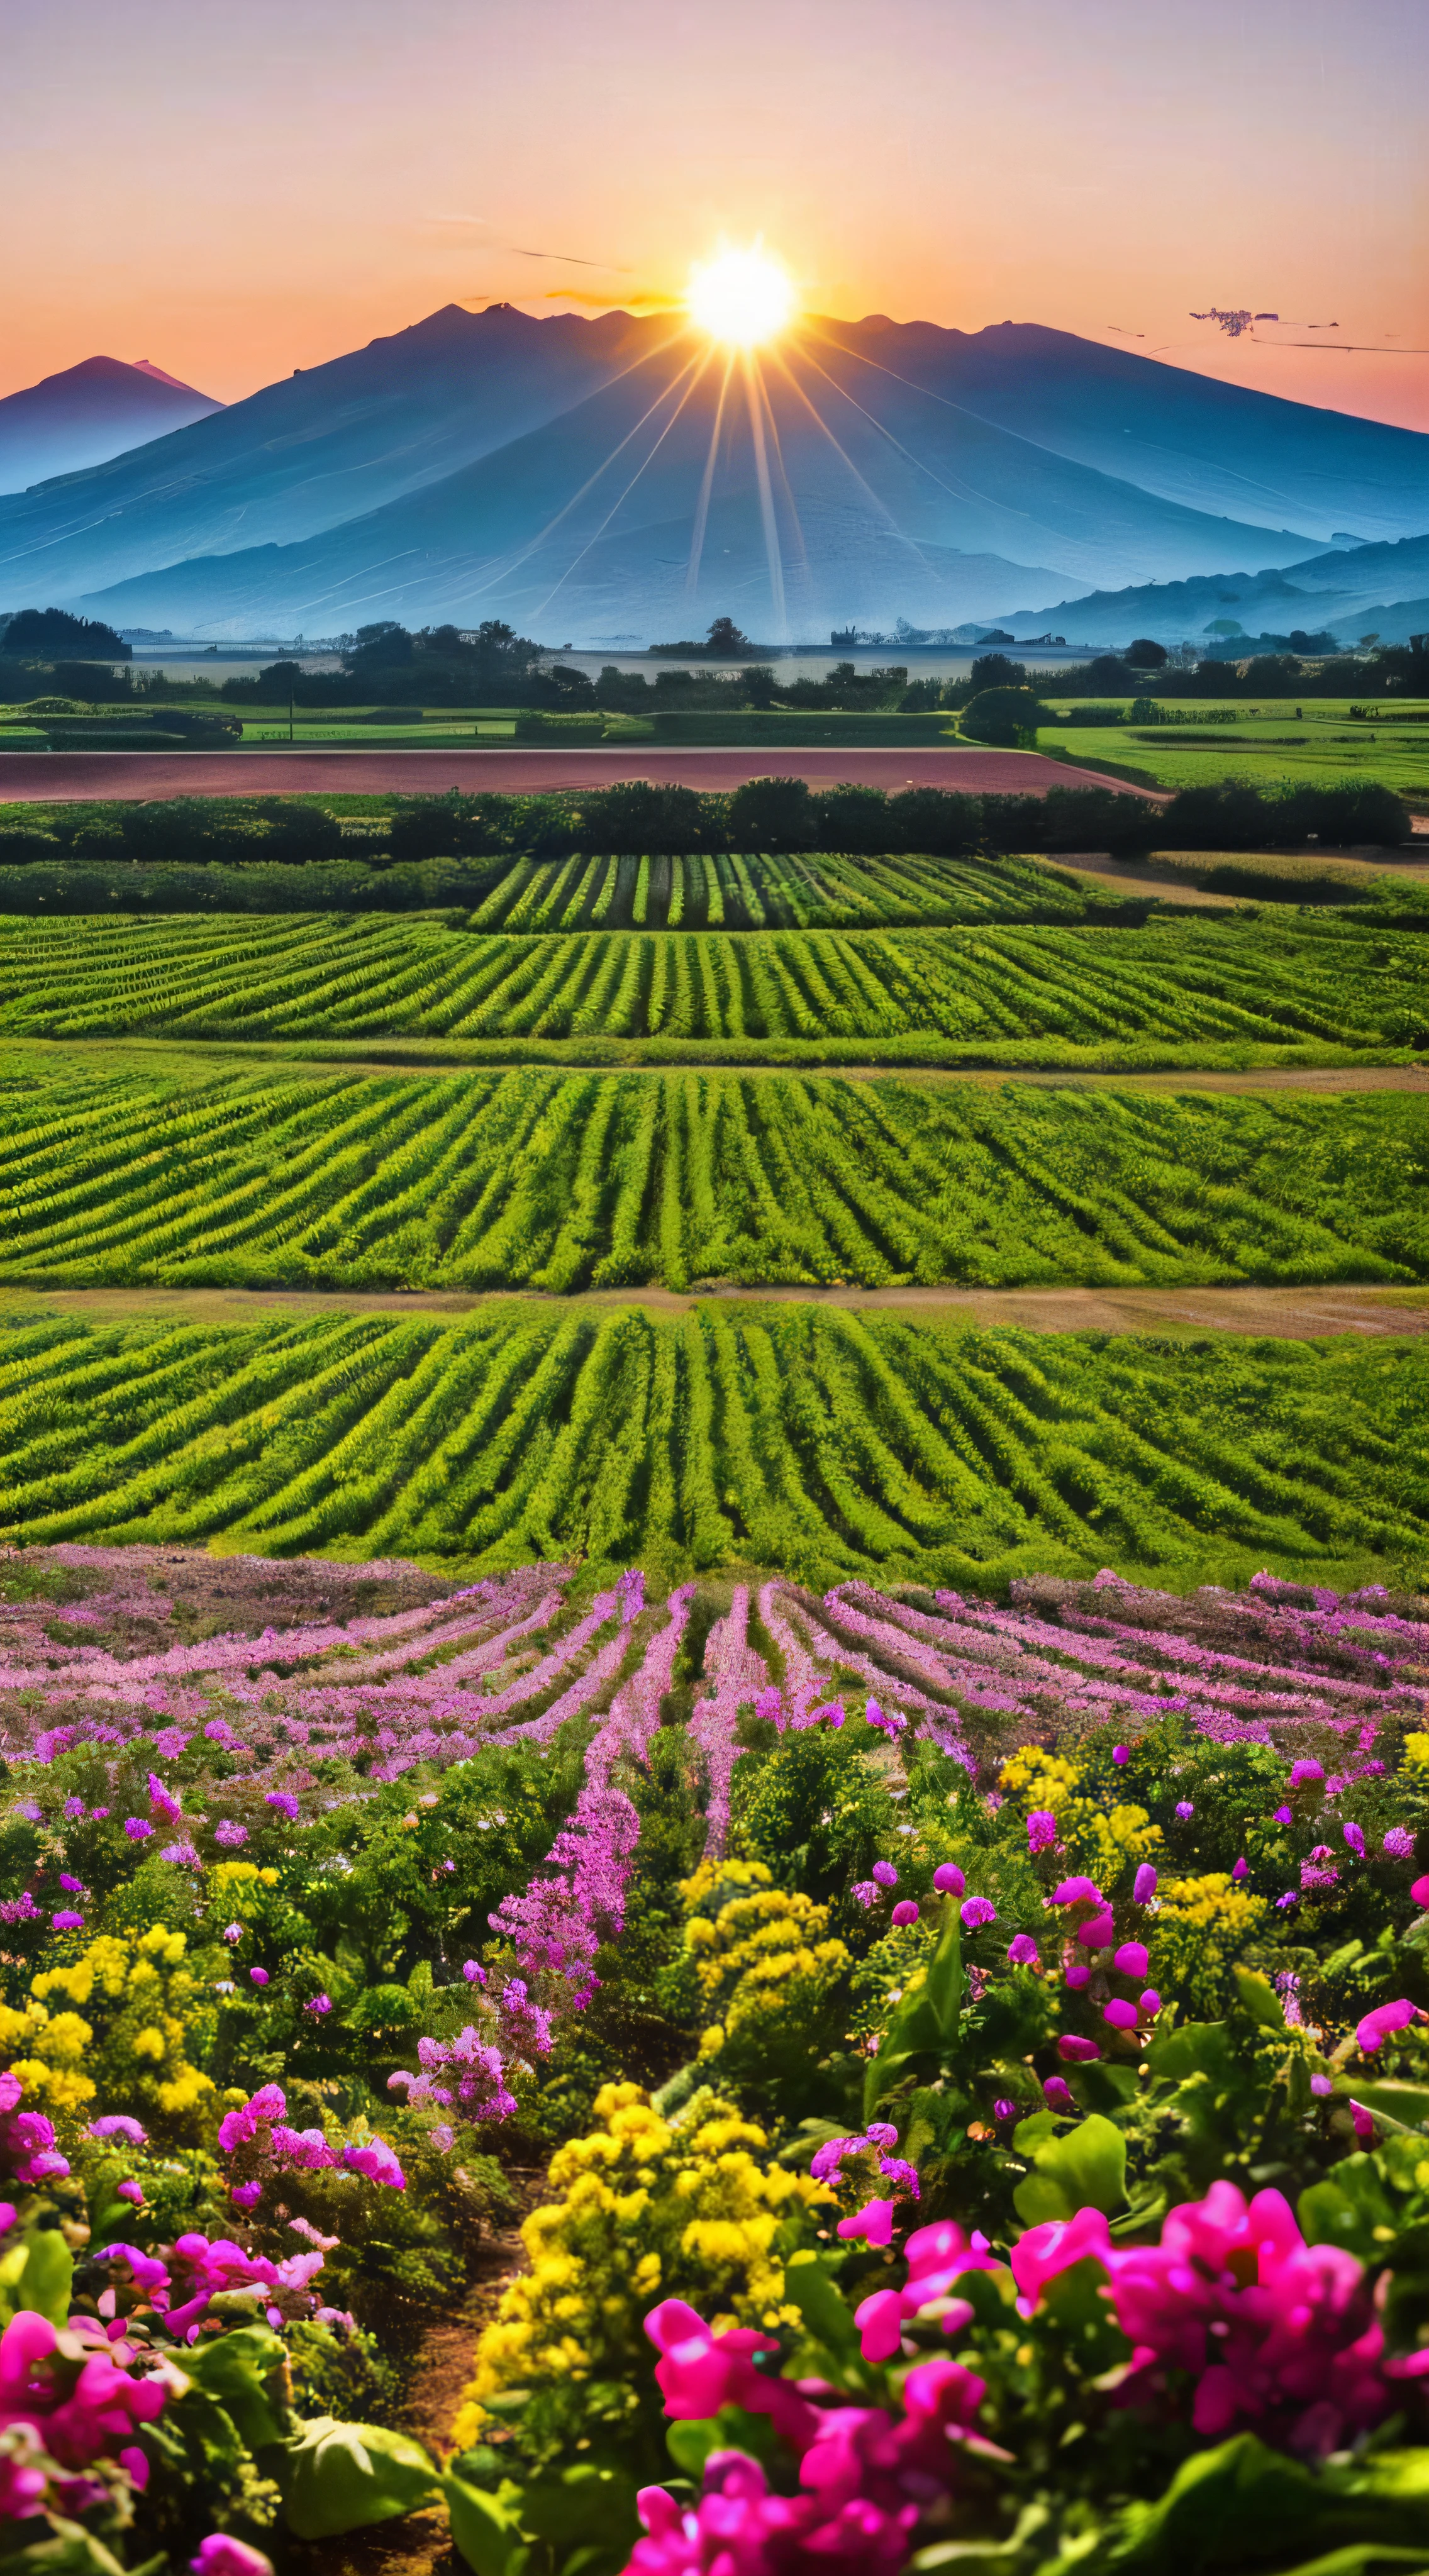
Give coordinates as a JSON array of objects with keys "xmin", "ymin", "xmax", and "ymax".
[
  {"xmin": 0, "ymin": 2522, "xmax": 168, "ymax": 2576},
  {"xmin": 1234, "ymin": 1968, "xmax": 1286, "ymax": 2029},
  {"xmin": 1103, "ymin": 2431, "xmax": 1429, "ymax": 2576},
  {"xmin": 1147, "ymin": 2020, "xmax": 1238, "ymax": 2087},
  {"xmin": 444, "ymin": 2471, "xmax": 523, "ymax": 2576},
  {"xmin": 283, "ymin": 2414, "xmax": 438, "ymax": 2538},
  {"xmin": 1, "ymin": 2228, "xmax": 74, "ymax": 2327},
  {"xmin": 1299, "ymin": 2157, "xmax": 1398, "ymax": 2258},
  {"xmin": 518, "ymin": 2463, "xmax": 640, "ymax": 2555},
  {"xmin": 181, "ymin": 2323, "xmax": 289, "ymax": 2450},
  {"xmin": 1011, "ymin": 2112, "xmax": 1126, "ymax": 2226},
  {"xmin": 865, "ymin": 1908, "xmax": 962, "ymax": 2120},
  {"xmin": 782, "ymin": 2250, "xmax": 860, "ymax": 2357},
  {"xmin": 1348, "ymin": 2082, "xmax": 1429, "ymax": 2132}
]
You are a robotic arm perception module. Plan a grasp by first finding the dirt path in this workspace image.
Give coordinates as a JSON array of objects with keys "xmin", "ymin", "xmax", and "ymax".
[
  {"xmin": 6, "ymin": 1280, "xmax": 1426, "ymax": 1339},
  {"xmin": 0, "ymin": 745, "xmax": 1157, "ymax": 801}
]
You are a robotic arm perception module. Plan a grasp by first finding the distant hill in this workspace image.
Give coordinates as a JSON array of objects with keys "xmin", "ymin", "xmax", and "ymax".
[
  {"xmin": 989, "ymin": 532, "xmax": 1429, "ymax": 648},
  {"xmin": 4, "ymin": 305, "xmax": 1425, "ymax": 643},
  {"xmin": 0, "ymin": 356, "xmax": 221, "ymax": 495}
]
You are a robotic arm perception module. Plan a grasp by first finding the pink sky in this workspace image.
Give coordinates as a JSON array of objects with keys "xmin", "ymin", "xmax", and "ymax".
[{"xmin": 5, "ymin": 0, "xmax": 1426, "ymax": 430}]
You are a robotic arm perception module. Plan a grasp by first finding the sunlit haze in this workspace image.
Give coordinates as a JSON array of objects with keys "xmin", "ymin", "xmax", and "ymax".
[{"xmin": 687, "ymin": 248, "xmax": 797, "ymax": 347}]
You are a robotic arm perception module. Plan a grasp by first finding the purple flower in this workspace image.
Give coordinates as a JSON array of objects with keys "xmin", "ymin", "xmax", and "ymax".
[
  {"xmin": 1382, "ymin": 1828, "xmax": 1415, "ymax": 1861},
  {"xmin": 891, "ymin": 1900, "xmax": 920, "ymax": 1928},
  {"xmin": 871, "ymin": 1861, "xmax": 899, "ymax": 1889},
  {"xmin": 1026, "ymin": 1809, "xmax": 1058, "ymax": 1855},
  {"xmin": 1104, "ymin": 1999, "xmax": 1138, "ymax": 2031},
  {"xmin": 1059, "ymin": 2035, "xmax": 1101, "ymax": 2063},
  {"xmin": 462, "ymin": 1960, "xmax": 488, "ymax": 1986},
  {"xmin": 1357, "ymin": 1998, "xmax": 1421, "ymax": 2054},
  {"xmin": 230, "ymin": 2182, "xmax": 263, "ymax": 2214},
  {"xmin": 58, "ymin": 1875, "xmax": 83, "ymax": 1894},
  {"xmin": 14, "ymin": 1802, "xmax": 42, "ymax": 1824},
  {"xmin": 160, "ymin": 1840, "xmax": 200, "ymax": 1868},
  {"xmin": 1343, "ymin": 1821, "xmax": 1365, "ymax": 1858},
  {"xmin": 1276, "ymin": 1890, "xmax": 1299, "ymax": 1911},
  {"xmin": 123, "ymin": 1819, "xmax": 153, "ymax": 1842},
  {"xmin": 89, "ymin": 2116, "xmax": 147, "ymax": 2146},
  {"xmin": 960, "ymin": 1896, "xmax": 996, "ymax": 1931},
  {"xmin": 1065, "ymin": 1959, "xmax": 1091, "ymax": 1989},
  {"xmin": 116, "ymin": 2179, "xmax": 144, "ymax": 2207},
  {"xmin": 993, "ymin": 2098, "xmax": 1018, "ymax": 2123},
  {"xmin": 1272, "ymin": 1805, "xmax": 1293, "ymax": 1826},
  {"xmin": 1043, "ymin": 2076, "xmax": 1076, "ymax": 2112},
  {"xmin": 213, "ymin": 1820, "xmax": 248, "ymax": 1848},
  {"xmin": 223, "ymin": 1923, "xmax": 243, "ymax": 1943},
  {"xmin": 1232, "ymin": 1857, "xmax": 1248, "ymax": 1881},
  {"xmin": 265, "ymin": 1792, "xmax": 299, "ymax": 1822},
  {"xmin": 1114, "ymin": 1941, "xmax": 1148, "ymax": 1980},
  {"xmin": 852, "ymin": 1880, "xmax": 878, "ymax": 1908},
  {"xmin": 51, "ymin": 1911, "xmax": 82, "ymax": 1931},
  {"xmin": 1139, "ymin": 1989, "xmax": 1162, "ymax": 2016},
  {"xmin": 1174, "ymin": 1801, "xmax": 1194, "ymax": 1822},
  {"xmin": 878, "ymin": 2157, "xmax": 921, "ymax": 2198},
  {"xmin": 1289, "ymin": 1760, "xmax": 1324, "ymax": 1787},
  {"xmin": 250, "ymin": 1968, "xmax": 269, "ymax": 1988},
  {"xmin": 1112, "ymin": 1745, "xmax": 1130, "ymax": 1767},
  {"xmin": 1310, "ymin": 2073, "xmax": 1333, "ymax": 2097},
  {"xmin": 305, "ymin": 1994, "xmax": 332, "ymax": 2016},
  {"xmin": 62, "ymin": 1798, "xmax": 84, "ymax": 1823},
  {"xmin": 1007, "ymin": 1933, "xmax": 1040, "ymax": 1968},
  {"xmin": 1133, "ymin": 1863, "xmax": 1158, "ymax": 1904},
  {"xmin": 865, "ymin": 2124, "xmax": 899, "ymax": 2150},
  {"xmin": 932, "ymin": 1863, "xmax": 965, "ymax": 1897},
  {"xmin": 191, "ymin": 2538, "xmax": 275, "ymax": 2576}
]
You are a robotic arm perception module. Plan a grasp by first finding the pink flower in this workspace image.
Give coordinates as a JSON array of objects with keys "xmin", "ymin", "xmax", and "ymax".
[
  {"xmin": 1112, "ymin": 1745, "xmax": 1130, "ymax": 1767},
  {"xmin": 1104, "ymin": 2182, "xmax": 1393, "ymax": 2453},
  {"xmin": 1010, "ymin": 2206, "xmax": 1113, "ymax": 2315},
  {"xmin": 1076, "ymin": 1909, "xmax": 1116, "ymax": 1949},
  {"xmin": 1382, "ymin": 1828, "xmax": 1415, "ymax": 1861},
  {"xmin": 304, "ymin": 1994, "xmax": 332, "ymax": 2016},
  {"xmin": 1027, "ymin": 1810, "xmax": 1058, "ymax": 1855},
  {"xmin": 89, "ymin": 2117, "xmax": 147, "ymax": 2148},
  {"xmin": 1272, "ymin": 1805, "xmax": 1293, "ymax": 1826},
  {"xmin": 213, "ymin": 1821, "xmax": 248, "ymax": 1848},
  {"xmin": 1051, "ymin": 1875, "xmax": 1103, "ymax": 1907},
  {"xmin": 249, "ymin": 1968, "xmax": 269, "ymax": 1987},
  {"xmin": 1356, "ymin": 1998, "xmax": 1421, "ymax": 2053},
  {"xmin": 1104, "ymin": 2000, "xmax": 1138, "ymax": 2031},
  {"xmin": 1058, "ymin": 2035, "xmax": 1101, "ymax": 2063},
  {"xmin": 1343, "ymin": 1821, "xmax": 1365, "ymax": 1859},
  {"xmin": 852, "ymin": 1881, "xmax": 879, "ymax": 1907},
  {"xmin": 1413, "ymin": 1876, "xmax": 1429, "ymax": 1909},
  {"xmin": 191, "ymin": 2539, "xmax": 275, "ymax": 2576},
  {"xmin": 116, "ymin": 2180, "xmax": 144, "ymax": 2207},
  {"xmin": 960, "ymin": 1896, "xmax": 996, "ymax": 1931},
  {"xmin": 1007, "ymin": 1933, "xmax": 1040, "ymax": 1967},
  {"xmin": 643, "ymin": 2303, "xmax": 817, "ymax": 2451},
  {"xmin": 838, "ymin": 2197, "xmax": 898, "ymax": 2248},
  {"xmin": 872, "ymin": 1861, "xmax": 899, "ymax": 1889},
  {"xmin": 854, "ymin": 2286, "xmax": 908, "ymax": 2362},
  {"xmin": 123, "ymin": 1819, "xmax": 152, "ymax": 1842},
  {"xmin": 1232, "ymin": 1857, "xmax": 1248, "ymax": 1880},
  {"xmin": 1289, "ymin": 1760, "xmax": 1324, "ymax": 1787},
  {"xmin": 1133, "ymin": 1862, "xmax": 1157, "ymax": 1904},
  {"xmin": 1113, "ymin": 1941, "xmax": 1148, "ymax": 1980},
  {"xmin": 1043, "ymin": 2076, "xmax": 1075, "ymax": 2111},
  {"xmin": 891, "ymin": 1900, "xmax": 920, "ymax": 1928},
  {"xmin": 1140, "ymin": 1988, "xmax": 1162, "ymax": 2016},
  {"xmin": 932, "ymin": 1863, "xmax": 965, "ymax": 1897}
]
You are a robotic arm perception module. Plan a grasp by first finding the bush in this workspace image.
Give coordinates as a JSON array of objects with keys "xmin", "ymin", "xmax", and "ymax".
[
  {"xmin": 577, "ymin": 780, "xmax": 715, "ymax": 855},
  {"xmin": 1126, "ymin": 637, "xmax": 1169, "ymax": 669},
  {"xmin": 386, "ymin": 794, "xmax": 513, "ymax": 863},
  {"xmin": 814, "ymin": 783, "xmax": 892, "ymax": 853},
  {"xmin": 1162, "ymin": 779, "xmax": 1413, "ymax": 852},
  {"xmin": 960, "ymin": 686, "xmax": 1050, "ymax": 746},
  {"xmin": 727, "ymin": 775, "xmax": 817, "ymax": 850}
]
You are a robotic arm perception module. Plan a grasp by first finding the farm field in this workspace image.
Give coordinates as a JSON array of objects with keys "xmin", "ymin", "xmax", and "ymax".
[
  {"xmin": 462, "ymin": 845, "xmax": 1093, "ymax": 931},
  {"xmin": 0, "ymin": 909, "xmax": 1422, "ymax": 1059},
  {"xmin": 1039, "ymin": 702, "xmax": 1429, "ymax": 802},
  {"xmin": 3, "ymin": 1056, "xmax": 1426, "ymax": 1292},
  {"xmin": 2, "ymin": 1297, "xmax": 1424, "ymax": 1590}
]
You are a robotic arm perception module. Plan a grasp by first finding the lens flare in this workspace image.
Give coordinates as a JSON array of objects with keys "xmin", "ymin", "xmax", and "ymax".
[{"xmin": 687, "ymin": 246, "xmax": 796, "ymax": 347}]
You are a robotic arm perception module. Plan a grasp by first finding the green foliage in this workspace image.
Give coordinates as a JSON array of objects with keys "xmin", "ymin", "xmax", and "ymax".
[{"xmin": 281, "ymin": 2414, "xmax": 438, "ymax": 2537}]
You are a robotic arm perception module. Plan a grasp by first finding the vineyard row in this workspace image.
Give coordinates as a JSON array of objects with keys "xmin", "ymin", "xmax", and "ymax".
[{"xmin": 462, "ymin": 847, "xmax": 1090, "ymax": 933}]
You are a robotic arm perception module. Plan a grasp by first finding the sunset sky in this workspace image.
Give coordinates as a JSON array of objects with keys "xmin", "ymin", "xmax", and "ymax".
[{"xmin": 6, "ymin": 0, "xmax": 1426, "ymax": 430}]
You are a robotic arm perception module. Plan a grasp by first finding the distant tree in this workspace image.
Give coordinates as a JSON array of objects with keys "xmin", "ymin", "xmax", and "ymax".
[
  {"xmin": 727, "ymin": 776, "xmax": 816, "ymax": 850},
  {"xmin": 579, "ymin": 780, "xmax": 714, "ymax": 854},
  {"xmin": 739, "ymin": 665, "xmax": 779, "ymax": 709},
  {"xmin": 1125, "ymin": 637, "xmax": 1169, "ymax": 669},
  {"xmin": 815, "ymin": 784, "xmax": 891, "ymax": 853},
  {"xmin": 344, "ymin": 622, "xmax": 414, "ymax": 672},
  {"xmin": 885, "ymin": 787, "xmax": 983, "ymax": 855},
  {"xmin": 1, "ymin": 606, "xmax": 131, "ymax": 662},
  {"xmin": 705, "ymin": 616, "xmax": 752, "ymax": 655},
  {"xmin": 387, "ymin": 794, "xmax": 512, "ymax": 863},
  {"xmin": 960, "ymin": 686, "xmax": 1050, "ymax": 747},
  {"xmin": 969, "ymin": 652, "xmax": 1027, "ymax": 693}
]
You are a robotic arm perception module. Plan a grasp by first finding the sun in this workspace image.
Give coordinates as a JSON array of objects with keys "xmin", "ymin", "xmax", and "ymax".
[{"xmin": 687, "ymin": 246, "xmax": 796, "ymax": 347}]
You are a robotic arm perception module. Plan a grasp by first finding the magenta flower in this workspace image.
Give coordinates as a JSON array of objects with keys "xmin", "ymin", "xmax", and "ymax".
[
  {"xmin": 1272, "ymin": 1805, "xmax": 1293, "ymax": 1826},
  {"xmin": 51, "ymin": 1911, "xmax": 82, "ymax": 1932},
  {"xmin": 1065, "ymin": 1960, "xmax": 1091, "ymax": 1989},
  {"xmin": 871, "ymin": 1860, "xmax": 899, "ymax": 1889},
  {"xmin": 1058, "ymin": 2035, "xmax": 1101, "ymax": 2063},
  {"xmin": 1232, "ymin": 1857, "xmax": 1248, "ymax": 1880},
  {"xmin": 191, "ymin": 2537, "xmax": 275, "ymax": 2576},
  {"xmin": 837, "ymin": 2196, "xmax": 898, "ymax": 2248},
  {"xmin": 58, "ymin": 1875, "xmax": 83, "ymax": 1894},
  {"xmin": 1104, "ymin": 1999, "xmax": 1138, "ymax": 2031},
  {"xmin": 1175, "ymin": 1801, "xmax": 1194, "ymax": 1822},
  {"xmin": 866, "ymin": 2123, "xmax": 898, "ymax": 2149},
  {"xmin": 1382, "ymin": 1828, "xmax": 1415, "ymax": 1860},
  {"xmin": 960, "ymin": 1896, "xmax": 996, "ymax": 1931},
  {"xmin": 1011, "ymin": 2205, "xmax": 1113, "ymax": 2314},
  {"xmin": 1114, "ymin": 1941, "xmax": 1148, "ymax": 1980},
  {"xmin": 1290, "ymin": 1760, "xmax": 1324, "ymax": 1787},
  {"xmin": 1140, "ymin": 1988, "xmax": 1162, "ymax": 2016},
  {"xmin": 213, "ymin": 1821, "xmax": 248, "ymax": 1848},
  {"xmin": 1133, "ymin": 1863, "xmax": 1158, "ymax": 1904},
  {"xmin": 89, "ymin": 2116, "xmax": 147, "ymax": 2148},
  {"xmin": 1276, "ymin": 1890, "xmax": 1299, "ymax": 1911},
  {"xmin": 1026, "ymin": 1809, "xmax": 1058, "ymax": 1855},
  {"xmin": 1350, "ymin": 2101, "xmax": 1376, "ymax": 2145},
  {"xmin": 304, "ymin": 1995, "xmax": 332, "ymax": 2016},
  {"xmin": 462, "ymin": 1960, "xmax": 488, "ymax": 1986},
  {"xmin": 932, "ymin": 1862, "xmax": 965, "ymax": 1897},
  {"xmin": 1043, "ymin": 2075, "xmax": 1076, "ymax": 2111},
  {"xmin": 250, "ymin": 1968, "xmax": 269, "ymax": 1987},
  {"xmin": 1007, "ymin": 1933, "xmax": 1040, "ymax": 1968},
  {"xmin": 264, "ymin": 1792, "xmax": 299, "ymax": 1822},
  {"xmin": 116, "ymin": 2179, "xmax": 144, "ymax": 2207},
  {"xmin": 223, "ymin": 1923, "xmax": 243, "ymax": 1943},
  {"xmin": 1356, "ymin": 1998, "xmax": 1421, "ymax": 2053},
  {"xmin": 852, "ymin": 1880, "xmax": 879, "ymax": 1907},
  {"xmin": 1052, "ymin": 1875, "xmax": 1104, "ymax": 1907},
  {"xmin": 123, "ymin": 1819, "xmax": 152, "ymax": 1842},
  {"xmin": 1112, "ymin": 1745, "xmax": 1130, "ymax": 1767},
  {"xmin": 891, "ymin": 1899, "xmax": 920, "ymax": 1928},
  {"xmin": 1343, "ymin": 1821, "xmax": 1365, "ymax": 1858},
  {"xmin": 993, "ymin": 2098, "xmax": 1018, "ymax": 2122},
  {"xmin": 1076, "ymin": 1909, "xmax": 1116, "ymax": 1949},
  {"xmin": 1413, "ymin": 1875, "xmax": 1429, "ymax": 1909}
]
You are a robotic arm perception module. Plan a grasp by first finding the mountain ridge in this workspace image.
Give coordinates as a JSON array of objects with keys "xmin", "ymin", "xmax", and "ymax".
[{"xmin": 0, "ymin": 355, "xmax": 222, "ymax": 498}]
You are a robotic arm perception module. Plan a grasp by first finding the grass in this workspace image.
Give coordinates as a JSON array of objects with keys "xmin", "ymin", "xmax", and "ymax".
[
  {"xmin": 0, "ymin": 911, "xmax": 1420, "ymax": 1062},
  {"xmin": 1, "ymin": 1298, "xmax": 1423, "ymax": 1593},
  {"xmin": 1, "ymin": 1056, "xmax": 1425, "ymax": 1296},
  {"xmin": 1037, "ymin": 700, "xmax": 1429, "ymax": 804}
]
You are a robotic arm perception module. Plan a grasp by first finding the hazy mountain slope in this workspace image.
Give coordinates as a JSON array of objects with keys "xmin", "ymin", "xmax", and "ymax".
[
  {"xmin": 993, "ymin": 532, "xmax": 1429, "ymax": 647},
  {"xmin": 818, "ymin": 319, "xmax": 1429, "ymax": 545},
  {"xmin": 0, "ymin": 305, "xmax": 651, "ymax": 608},
  {"xmin": 81, "ymin": 331, "xmax": 1332, "ymax": 640},
  {"xmin": 0, "ymin": 357, "xmax": 221, "ymax": 497}
]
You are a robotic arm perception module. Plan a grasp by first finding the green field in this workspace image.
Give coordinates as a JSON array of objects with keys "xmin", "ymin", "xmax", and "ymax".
[
  {"xmin": 2, "ymin": 1300, "xmax": 1423, "ymax": 1590},
  {"xmin": 1038, "ymin": 701, "xmax": 1429, "ymax": 802},
  {"xmin": 464, "ymin": 846, "xmax": 1090, "ymax": 931},
  {"xmin": 1, "ymin": 911, "xmax": 1421, "ymax": 1059},
  {"xmin": 3, "ymin": 1055, "xmax": 1425, "ymax": 1292}
]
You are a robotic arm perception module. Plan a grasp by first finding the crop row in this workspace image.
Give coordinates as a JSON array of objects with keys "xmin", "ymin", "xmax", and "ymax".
[
  {"xmin": 3, "ymin": 1062, "xmax": 1425, "ymax": 1292},
  {"xmin": 1, "ymin": 1303, "xmax": 1422, "ymax": 1586},
  {"xmin": 464, "ymin": 847, "xmax": 1090, "ymax": 933},
  {"xmin": 0, "ymin": 913, "xmax": 1420, "ymax": 1050}
]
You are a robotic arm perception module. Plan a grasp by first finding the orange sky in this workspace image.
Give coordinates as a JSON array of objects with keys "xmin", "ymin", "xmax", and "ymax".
[{"xmin": 6, "ymin": 0, "xmax": 1426, "ymax": 430}]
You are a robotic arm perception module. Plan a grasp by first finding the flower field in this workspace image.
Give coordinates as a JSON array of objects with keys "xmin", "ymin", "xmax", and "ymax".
[
  {"xmin": 1, "ymin": 1541, "xmax": 1429, "ymax": 2576},
  {"xmin": 3, "ymin": 1058, "xmax": 1426, "ymax": 1292},
  {"xmin": 1, "ymin": 1302, "xmax": 1424, "ymax": 1589},
  {"xmin": 0, "ymin": 910, "xmax": 1423, "ymax": 1057}
]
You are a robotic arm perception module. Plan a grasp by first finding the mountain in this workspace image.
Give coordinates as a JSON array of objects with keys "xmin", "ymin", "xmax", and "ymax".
[
  {"xmin": 0, "ymin": 306, "xmax": 655, "ymax": 609},
  {"xmin": 818, "ymin": 320, "xmax": 1429, "ymax": 547},
  {"xmin": 74, "ymin": 323, "xmax": 1350, "ymax": 642},
  {"xmin": 6, "ymin": 306, "xmax": 1426, "ymax": 644},
  {"xmin": 0, "ymin": 356, "xmax": 221, "ymax": 496},
  {"xmin": 989, "ymin": 533, "xmax": 1429, "ymax": 648}
]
